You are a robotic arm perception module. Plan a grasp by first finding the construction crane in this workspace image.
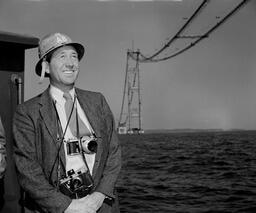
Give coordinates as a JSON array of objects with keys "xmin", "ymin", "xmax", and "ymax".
[{"xmin": 117, "ymin": 0, "xmax": 251, "ymax": 134}]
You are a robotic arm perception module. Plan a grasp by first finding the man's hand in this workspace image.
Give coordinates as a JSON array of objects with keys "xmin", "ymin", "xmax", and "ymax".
[
  {"xmin": 64, "ymin": 192, "xmax": 105, "ymax": 213},
  {"xmin": 83, "ymin": 191, "xmax": 106, "ymax": 211},
  {"xmin": 64, "ymin": 198, "xmax": 95, "ymax": 213}
]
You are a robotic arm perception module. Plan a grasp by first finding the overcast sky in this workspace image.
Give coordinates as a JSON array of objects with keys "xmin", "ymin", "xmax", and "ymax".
[{"xmin": 0, "ymin": 0, "xmax": 256, "ymax": 130}]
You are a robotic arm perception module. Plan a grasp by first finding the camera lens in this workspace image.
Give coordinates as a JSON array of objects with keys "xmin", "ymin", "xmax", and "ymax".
[
  {"xmin": 81, "ymin": 136, "xmax": 97, "ymax": 154},
  {"xmin": 87, "ymin": 140, "xmax": 97, "ymax": 153},
  {"xmin": 71, "ymin": 177, "xmax": 82, "ymax": 190}
]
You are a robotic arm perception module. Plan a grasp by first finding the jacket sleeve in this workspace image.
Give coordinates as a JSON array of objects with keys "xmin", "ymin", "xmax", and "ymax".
[
  {"xmin": 0, "ymin": 117, "xmax": 6, "ymax": 179},
  {"xmin": 94, "ymin": 94, "xmax": 122, "ymax": 199},
  {"xmin": 13, "ymin": 104, "xmax": 71, "ymax": 213}
]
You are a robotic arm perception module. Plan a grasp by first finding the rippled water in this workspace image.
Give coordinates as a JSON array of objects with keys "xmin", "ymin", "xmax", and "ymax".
[{"xmin": 116, "ymin": 131, "xmax": 256, "ymax": 213}]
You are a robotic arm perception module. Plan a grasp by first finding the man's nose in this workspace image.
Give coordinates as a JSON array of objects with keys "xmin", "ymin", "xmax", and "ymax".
[{"xmin": 65, "ymin": 57, "xmax": 75, "ymax": 67}]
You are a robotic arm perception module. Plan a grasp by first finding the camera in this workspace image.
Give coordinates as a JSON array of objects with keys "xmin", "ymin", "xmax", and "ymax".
[
  {"xmin": 66, "ymin": 136, "xmax": 97, "ymax": 155},
  {"xmin": 59, "ymin": 168, "xmax": 94, "ymax": 199}
]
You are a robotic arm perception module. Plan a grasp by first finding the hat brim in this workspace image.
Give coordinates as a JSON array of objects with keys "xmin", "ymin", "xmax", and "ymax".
[{"xmin": 35, "ymin": 42, "xmax": 85, "ymax": 77}]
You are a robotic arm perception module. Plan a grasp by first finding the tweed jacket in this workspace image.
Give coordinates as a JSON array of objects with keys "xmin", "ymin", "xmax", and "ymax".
[
  {"xmin": 13, "ymin": 87, "xmax": 121, "ymax": 213},
  {"xmin": 0, "ymin": 117, "xmax": 6, "ymax": 179}
]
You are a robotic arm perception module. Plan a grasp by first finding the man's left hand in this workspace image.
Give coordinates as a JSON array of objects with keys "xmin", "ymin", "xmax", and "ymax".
[{"xmin": 83, "ymin": 191, "xmax": 105, "ymax": 211}]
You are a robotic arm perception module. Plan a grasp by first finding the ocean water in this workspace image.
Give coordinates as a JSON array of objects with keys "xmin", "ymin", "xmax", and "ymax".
[{"xmin": 116, "ymin": 131, "xmax": 256, "ymax": 213}]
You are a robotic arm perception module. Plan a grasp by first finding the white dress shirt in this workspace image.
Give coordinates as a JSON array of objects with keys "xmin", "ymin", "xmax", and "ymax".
[{"xmin": 50, "ymin": 85, "xmax": 95, "ymax": 175}]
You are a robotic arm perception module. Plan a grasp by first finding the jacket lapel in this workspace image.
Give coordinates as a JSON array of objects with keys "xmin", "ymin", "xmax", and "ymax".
[
  {"xmin": 75, "ymin": 88, "xmax": 103, "ymax": 177},
  {"xmin": 39, "ymin": 88, "xmax": 66, "ymax": 167}
]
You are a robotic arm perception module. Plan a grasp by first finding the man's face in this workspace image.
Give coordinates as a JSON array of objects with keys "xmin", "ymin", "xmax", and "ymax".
[{"xmin": 48, "ymin": 45, "xmax": 79, "ymax": 90}]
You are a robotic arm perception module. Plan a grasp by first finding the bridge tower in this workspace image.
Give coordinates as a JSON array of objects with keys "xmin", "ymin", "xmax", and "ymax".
[{"xmin": 118, "ymin": 50, "xmax": 144, "ymax": 134}]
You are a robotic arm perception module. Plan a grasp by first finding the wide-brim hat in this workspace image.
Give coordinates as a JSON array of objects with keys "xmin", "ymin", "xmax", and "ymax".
[{"xmin": 35, "ymin": 33, "xmax": 85, "ymax": 77}]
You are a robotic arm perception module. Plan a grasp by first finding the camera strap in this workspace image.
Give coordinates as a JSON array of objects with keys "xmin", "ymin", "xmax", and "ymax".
[
  {"xmin": 75, "ymin": 105, "xmax": 92, "ymax": 174},
  {"xmin": 50, "ymin": 96, "xmax": 77, "ymax": 190}
]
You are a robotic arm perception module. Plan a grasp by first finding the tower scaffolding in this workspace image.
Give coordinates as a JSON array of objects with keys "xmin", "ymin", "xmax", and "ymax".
[{"xmin": 118, "ymin": 50, "xmax": 143, "ymax": 134}]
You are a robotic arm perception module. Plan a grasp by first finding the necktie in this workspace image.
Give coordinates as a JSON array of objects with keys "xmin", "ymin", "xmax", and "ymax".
[{"xmin": 63, "ymin": 92, "xmax": 90, "ymax": 137}]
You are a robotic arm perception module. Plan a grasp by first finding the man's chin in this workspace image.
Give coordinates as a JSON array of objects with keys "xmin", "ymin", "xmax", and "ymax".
[{"xmin": 63, "ymin": 77, "xmax": 77, "ymax": 84}]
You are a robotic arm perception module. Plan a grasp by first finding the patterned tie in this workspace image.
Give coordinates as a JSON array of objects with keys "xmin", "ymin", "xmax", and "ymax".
[{"xmin": 63, "ymin": 92, "xmax": 90, "ymax": 137}]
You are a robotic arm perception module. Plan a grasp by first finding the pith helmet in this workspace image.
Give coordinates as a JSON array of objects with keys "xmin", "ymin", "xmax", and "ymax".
[{"xmin": 35, "ymin": 32, "xmax": 85, "ymax": 77}]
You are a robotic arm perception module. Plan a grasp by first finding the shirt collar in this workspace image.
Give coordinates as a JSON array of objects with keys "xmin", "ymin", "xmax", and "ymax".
[{"xmin": 50, "ymin": 85, "xmax": 75, "ymax": 103}]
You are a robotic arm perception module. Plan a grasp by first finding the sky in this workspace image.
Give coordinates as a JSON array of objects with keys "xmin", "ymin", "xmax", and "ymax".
[{"xmin": 0, "ymin": 0, "xmax": 256, "ymax": 130}]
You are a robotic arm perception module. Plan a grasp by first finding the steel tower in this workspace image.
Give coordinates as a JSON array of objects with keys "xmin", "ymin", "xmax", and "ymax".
[{"xmin": 118, "ymin": 50, "xmax": 143, "ymax": 134}]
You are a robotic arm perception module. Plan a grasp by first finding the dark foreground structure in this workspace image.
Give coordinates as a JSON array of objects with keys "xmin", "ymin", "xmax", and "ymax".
[{"xmin": 0, "ymin": 31, "xmax": 38, "ymax": 213}]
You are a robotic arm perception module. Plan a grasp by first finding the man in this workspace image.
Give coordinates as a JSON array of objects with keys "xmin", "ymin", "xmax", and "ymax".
[
  {"xmin": 0, "ymin": 116, "xmax": 6, "ymax": 210},
  {"xmin": 13, "ymin": 33, "xmax": 121, "ymax": 213}
]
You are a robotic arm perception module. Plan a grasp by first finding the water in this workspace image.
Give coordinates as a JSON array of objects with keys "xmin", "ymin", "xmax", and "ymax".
[{"xmin": 116, "ymin": 131, "xmax": 256, "ymax": 213}]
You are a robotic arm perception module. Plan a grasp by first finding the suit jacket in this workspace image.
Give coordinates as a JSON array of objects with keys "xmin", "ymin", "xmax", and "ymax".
[
  {"xmin": 0, "ymin": 117, "xmax": 6, "ymax": 179},
  {"xmin": 13, "ymin": 87, "xmax": 122, "ymax": 213}
]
